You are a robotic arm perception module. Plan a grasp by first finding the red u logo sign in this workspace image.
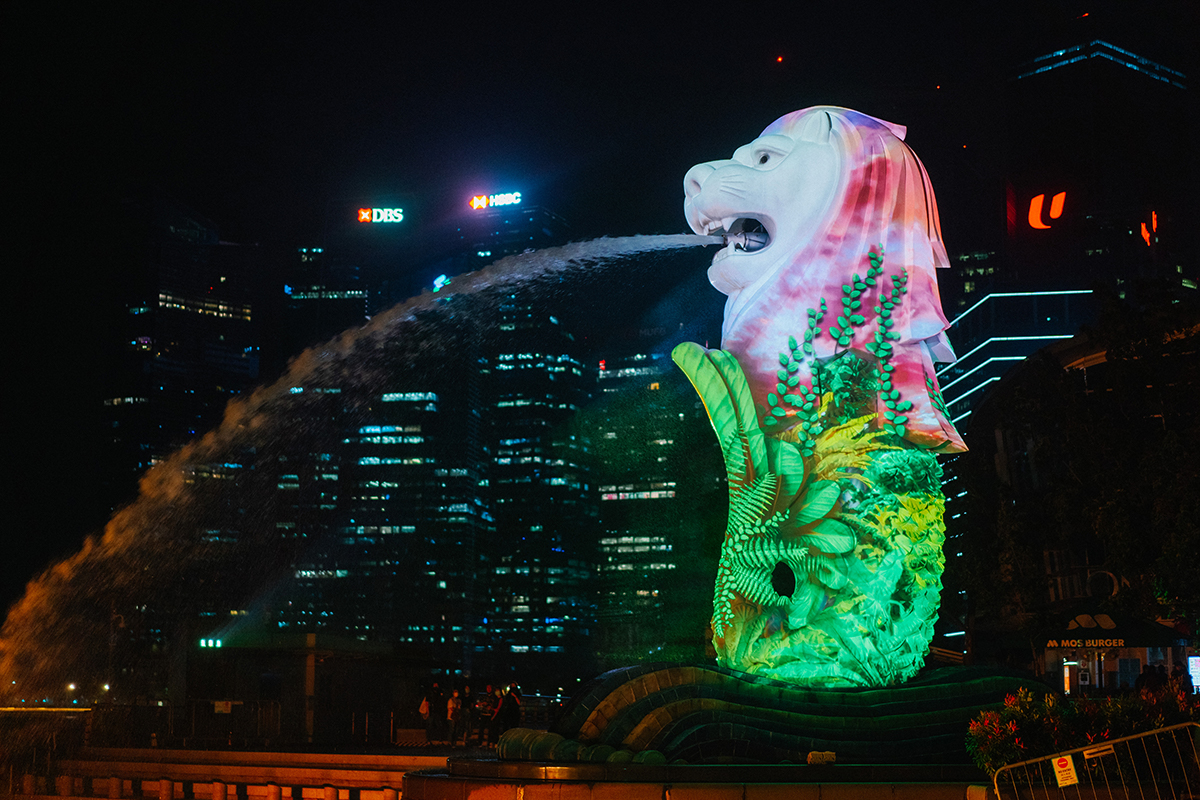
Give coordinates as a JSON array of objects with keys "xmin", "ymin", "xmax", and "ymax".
[{"xmin": 1029, "ymin": 192, "xmax": 1066, "ymax": 229}]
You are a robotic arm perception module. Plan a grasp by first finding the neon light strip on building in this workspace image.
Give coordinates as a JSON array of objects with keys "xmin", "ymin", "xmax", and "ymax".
[
  {"xmin": 947, "ymin": 290, "xmax": 1093, "ymax": 328},
  {"xmin": 1016, "ymin": 40, "xmax": 1186, "ymax": 88},
  {"xmin": 938, "ymin": 356, "xmax": 1028, "ymax": 392},
  {"xmin": 945, "ymin": 376, "xmax": 1002, "ymax": 407},
  {"xmin": 938, "ymin": 335, "xmax": 1077, "ymax": 377}
]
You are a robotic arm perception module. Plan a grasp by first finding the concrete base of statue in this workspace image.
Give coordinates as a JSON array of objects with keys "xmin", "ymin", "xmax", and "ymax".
[
  {"xmin": 491, "ymin": 664, "xmax": 1047, "ymax": 765},
  {"xmin": 402, "ymin": 665, "xmax": 1044, "ymax": 800}
]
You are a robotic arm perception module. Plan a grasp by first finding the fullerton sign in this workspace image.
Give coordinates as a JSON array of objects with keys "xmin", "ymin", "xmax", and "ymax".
[
  {"xmin": 358, "ymin": 208, "xmax": 404, "ymax": 223},
  {"xmin": 470, "ymin": 192, "xmax": 521, "ymax": 210}
]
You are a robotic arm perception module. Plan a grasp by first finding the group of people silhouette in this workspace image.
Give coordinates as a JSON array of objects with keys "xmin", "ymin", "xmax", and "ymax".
[
  {"xmin": 1133, "ymin": 661, "xmax": 1195, "ymax": 696},
  {"xmin": 420, "ymin": 681, "xmax": 523, "ymax": 747}
]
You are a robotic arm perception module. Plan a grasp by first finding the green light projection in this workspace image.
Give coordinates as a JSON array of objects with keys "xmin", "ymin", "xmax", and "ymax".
[
  {"xmin": 678, "ymin": 107, "xmax": 967, "ymax": 686},
  {"xmin": 673, "ymin": 251, "xmax": 947, "ymax": 686}
]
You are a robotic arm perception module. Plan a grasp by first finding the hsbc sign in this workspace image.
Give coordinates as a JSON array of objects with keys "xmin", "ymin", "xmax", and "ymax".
[
  {"xmin": 358, "ymin": 208, "xmax": 405, "ymax": 223},
  {"xmin": 470, "ymin": 192, "xmax": 521, "ymax": 210}
]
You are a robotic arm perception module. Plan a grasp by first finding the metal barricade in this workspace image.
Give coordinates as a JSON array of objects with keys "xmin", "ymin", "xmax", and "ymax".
[{"xmin": 993, "ymin": 722, "xmax": 1200, "ymax": 799}]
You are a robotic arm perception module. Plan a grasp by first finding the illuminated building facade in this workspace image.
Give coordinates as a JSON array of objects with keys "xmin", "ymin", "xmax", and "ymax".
[
  {"xmin": 281, "ymin": 247, "xmax": 369, "ymax": 357},
  {"xmin": 589, "ymin": 349, "xmax": 718, "ymax": 666},
  {"xmin": 594, "ymin": 353, "xmax": 681, "ymax": 660},
  {"xmin": 100, "ymin": 196, "xmax": 264, "ymax": 509},
  {"xmin": 1001, "ymin": 38, "xmax": 1191, "ymax": 294},
  {"xmin": 257, "ymin": 202, "xmax": 585, "ymax": 680},
  {"xmin": 477, "ymin": 297, "xmax": 596, "ymax": 685},
  {"xmin": 455, "ymin": 196, "xmax": 570, "ymax": 272},
  {"xmin": 956, "ymin": 317, "xmax": 1197, "ymax": 690},
  {"xmin": 339, "ymin": 378, "xmax": 489, "ymax": 668},
  {"xmin": 268, "ymin": 387, "xmax": 348, "ymax": 636},
  {"xmin": 267, "ymin": 340, "xmax": 491, "ymax": 675},
  {"xmin": 935, "ymin": 32, "xmax": 1192, "ymax": 659},
  {"xmin": 933, "ymin": 31, "xmax": 1192, "ymax": 436},
  {"xmin": 937, "ymin": 290, "xmax": 1096, "ymax": 430},
  {"xmin": 938, "ymin": 32, "xmax": 1192, "ymax": 358}
]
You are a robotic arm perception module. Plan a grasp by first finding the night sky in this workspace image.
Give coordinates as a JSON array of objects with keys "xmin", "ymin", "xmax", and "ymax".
[{"xmin": 6, "ymin": 2, "xmax": 1192, "ymax": 612}]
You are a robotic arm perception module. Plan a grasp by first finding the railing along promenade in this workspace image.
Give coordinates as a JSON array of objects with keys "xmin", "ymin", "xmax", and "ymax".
[{"xmin": 6, "ymin": 748, "xmax": 450, "ymax": 800}]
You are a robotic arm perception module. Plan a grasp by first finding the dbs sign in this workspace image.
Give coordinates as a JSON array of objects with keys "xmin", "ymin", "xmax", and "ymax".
[
  {"xmin": 1028, "ymin": 192, "xmax": 1066, "ymax": 229},
  {"xmin": 358, "ymin": 208, "xmax": 404, "ymax": 223}
]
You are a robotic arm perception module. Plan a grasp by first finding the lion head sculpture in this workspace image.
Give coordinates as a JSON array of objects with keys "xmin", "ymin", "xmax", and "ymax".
[
  {"xmin": 684, "ymin": 106, "xmax": 964, "ymax": 452},
  {"xmin": 675, "ymin": 107, "xmax": 964, "ymax": 686}
]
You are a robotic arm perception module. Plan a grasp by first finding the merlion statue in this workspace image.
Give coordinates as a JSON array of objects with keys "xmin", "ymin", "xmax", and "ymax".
[
  {"xmin": 494, "ymin": 107, "xmax": 1046, "ymax": 765},
  {"xmin": 674, "ymin": 106, "xmax": 965, "ymax": 687}
]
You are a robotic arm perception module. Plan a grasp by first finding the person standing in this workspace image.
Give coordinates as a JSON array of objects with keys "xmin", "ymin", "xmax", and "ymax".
[
  {"xmin": 1171, "ymin": 661, "xmax": 1194, "ymax": 695},
  {"xmin": 488, "ymin": 686, "xmax": 505, "ymax": 744},
  {"xmin": 1152, "ymin": 664, "xmax": 1169, "ymax": 693},
  {"xmin": 447, "ymin": 690, "xmax": 463, "ymax": 747},
  {"xmin": 460, "ymin": 685, "xmax": 474, "ymax": 745},
  {"xmin": 475, "ymin": 685, "xmax": 497, "ymax": 746},
  {"xmin": 499, "ymin": 683, "xmax": 522, "ymax": 734},
  {"xmin": 1135, "ymin": 664, "xmax": 1154, "ymax": 695},
  {"xmin": 424, "ymin": 682, "xmax": 445, "ymax": 745}
]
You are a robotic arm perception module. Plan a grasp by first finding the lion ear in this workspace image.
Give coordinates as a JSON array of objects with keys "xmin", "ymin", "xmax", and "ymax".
[
  {"xmin": 879, "ymin": 119, "xmax": 907, "ymax": 140},
  {"xmin": 794, "ymin": 110, "xmax": 833, "ymax": 144}
]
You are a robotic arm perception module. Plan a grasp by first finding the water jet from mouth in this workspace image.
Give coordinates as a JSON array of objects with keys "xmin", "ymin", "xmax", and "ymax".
[{"xmin": 0, "ymin": 234, "xmax": 721, "ymax": 699}]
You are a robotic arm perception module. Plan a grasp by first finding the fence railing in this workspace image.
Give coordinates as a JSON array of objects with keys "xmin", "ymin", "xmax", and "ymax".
[
  {"xmin": 10, "ymin": 749, "xmax": 446, "ymax": 800},
  {"xmin": 993, "ymin": 722, "xmax": 1200, "ymax": 799}
]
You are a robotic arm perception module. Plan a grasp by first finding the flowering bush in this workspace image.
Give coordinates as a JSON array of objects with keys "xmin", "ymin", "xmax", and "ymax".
[{"xmin": 966, "ymin": 687, "xmax": 1200, "ymax": 775}]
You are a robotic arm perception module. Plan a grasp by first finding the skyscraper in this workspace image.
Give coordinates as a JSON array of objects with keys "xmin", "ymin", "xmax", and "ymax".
[
  {"xmin": 934, "ymin": 30, "xmax": 1192, "ymax": 661},
  {"xmin": 100, "ymin": 194, "xmax": 264, "ymax": 511},
  {"xmin": 269, "ymin": 308, "xmax": 491, "ymax": 678},
  {"xmin": 589, "ymin": 348, "xmax": 720, "ymax": 667},
  {"xmin": 262, "ymin": 199, "xmax": 585, "ymax": 684},
  {"xmin": 280, "ymin": 247, "xmax": 369, "ymax": 360},
  {"xmin": 478, "ymin": 297, "xmax": 596, "ymax": 686},
  {"xmin": 455, "ymin": 195, "xmax": 570, "ymax": 272}
]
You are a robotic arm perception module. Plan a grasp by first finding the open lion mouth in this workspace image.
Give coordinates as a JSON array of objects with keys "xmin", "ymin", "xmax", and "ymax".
[{"xmin": 711, "ymin": 217, "xmax": 771, "ymax": 263}]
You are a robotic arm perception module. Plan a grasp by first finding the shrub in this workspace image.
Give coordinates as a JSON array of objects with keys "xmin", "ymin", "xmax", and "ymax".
[{"xmin": 966, "ymin": 687, "xmax": 1200, "ymax": 775}]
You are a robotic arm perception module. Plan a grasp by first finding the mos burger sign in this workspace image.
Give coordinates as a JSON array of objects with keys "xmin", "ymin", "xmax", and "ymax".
[{"xmin": 358, "ymin": 208, "xmax": 404, "ymax": 223}]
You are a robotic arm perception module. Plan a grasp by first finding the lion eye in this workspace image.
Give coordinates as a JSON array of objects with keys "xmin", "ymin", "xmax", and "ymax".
[{"xmin": 758, "ymin": 153, "xmax": 770, "ymax": 165}]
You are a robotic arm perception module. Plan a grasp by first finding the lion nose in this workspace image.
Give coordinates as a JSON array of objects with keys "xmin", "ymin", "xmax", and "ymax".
[{"xmin": 683, "ymin": 163, "xmax": 714, "ymax": 199}]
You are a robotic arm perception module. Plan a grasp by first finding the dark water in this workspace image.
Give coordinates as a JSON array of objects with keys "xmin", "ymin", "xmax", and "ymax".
[{"xmin": 0, "ymin": 234, "xmax": 720, "ymax": 699}]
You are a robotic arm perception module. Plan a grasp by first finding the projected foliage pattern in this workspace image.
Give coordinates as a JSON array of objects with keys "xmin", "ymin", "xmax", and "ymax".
[
  {"xmin": 678, "ymin": 106, "xmax": 963, "ymax": 687},
  {"xmin": 674, "ymin": 249, "xmax": 946, "ymax": 686}
]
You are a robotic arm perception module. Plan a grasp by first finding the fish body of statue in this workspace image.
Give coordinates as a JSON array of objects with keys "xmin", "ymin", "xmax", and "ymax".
[{"xmin": 675, "ymin": 106, "xmax": 964, "ymax": 686}]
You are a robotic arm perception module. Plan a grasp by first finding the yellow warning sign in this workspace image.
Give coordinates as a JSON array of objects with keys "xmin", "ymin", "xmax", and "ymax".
[{"xmin": 1054, "ymin": 755, "xmax": 1078, "ymax": 787}]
